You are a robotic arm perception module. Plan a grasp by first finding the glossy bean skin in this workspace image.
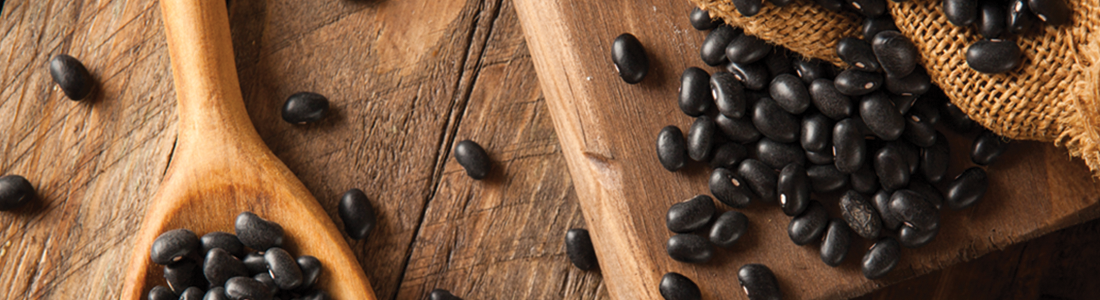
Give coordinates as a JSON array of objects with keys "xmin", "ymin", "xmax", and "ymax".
[
  {"xmin": 889, "ymin": 94, "xmax": 918, "ymax": 115},
  {"xmin": 836, "ymin": 37, "xmax": 880, "ymax": 72},
  {"xmin": 738, "ymin": 264, "xmax": 782, "ymax": 300},
  {"xmin": 454, "ymin": 140, "xmax": 492, "ymax": 180},
  {"xmin": 816, "ymin": 0, "xmax": 845, "ymax": 11},
  {"xmin": 833, "ymin": 118, "xmax": 867, "ymax": 174},
  {"xmin": 204, "ymin": 248, "xmax": 249, "ymax": 287},
  {"xmin": 234, "ymin": 212, "xmax": 285, "ymax": 251},
  {"xmin": 726, "ymin": 34, "xmax": 772, "ymax": 64},
  {"xmin": 148, "ymin": 285, "xmax": 175, "ymax": 300},
  {"xmin": 794, "ymin": 59, "xmax": 832, "ymax": 84},
  {"xmin": 667, "ymin": 195, "xmax": 717, "ymax": 233},
  {"xmin": 834, "ymin": 69, "xmax": 884, "ymax": 96},
  {"xmin": 908, "ymin": 177, "xmax": 945, "ymax": 209},
  {"xmin": 679, "ymin": 67, "xmax": 713, "ymax": 117},
  {"xmin": 903, "ymin": 113, "xmax": 937, "ymax": 148},
  {"xmin": 860, "ymin": 92, "xmax": 906, "ymax": 141},
  {"xmin": 942, "ymin": 101, "xmax": 977, "ymax": 133},
  {"xmin": 150, "ymin": 229, "xmax": 201, "ymax": 265},
  {"xmin": 807, "ymin": 164, "xmax": 849, "ymax": 193},
  {"xmin": 778, "ymin": 164, "xmax": 812, "ymax": 216},
  {"xmin": 810, "ymin": 79, "xmax": 854, "ymax": 120},
  {"xmin": 966, "ymin": 39, "xmax": 1022, "ymax": 74},
  {"xmin": 789, "ymin": 201, "xmax": 829, "ymax": 245},
  {"xmin": 850, "ymin": 164, "xmax": 880, "ymax": 194},
  {"xmin": 657, "ymin": 126, "xmax": 688, "ymax": 171},
  {"xmin": 0, "ymin": 175, "xmax": 35, "ymax": 211},
  {"xmin": 688, "ymin": 116, "xmax": 717, "ymax": 162},
  {"xmin": 752, "ymin": 97, "xmax": 801, "ymax": 143},
  {"xmin": 727, "ymin": 61, "xmax": 770, "ymax": 91},
  {"xmin": 945, "ymin": 0, "xmax": 980, "ymax": 26},
  {"xmin": 862, "ymin": 237, "xmax": 901, "ymax": 279},
  {"xmin": 1007, "ymin": 0, "xmax": 1034, "ymax": 34},
  {"xmin": 885, "ymin": 68, "xmax": 931, "ymax": 97},
  {"xmin": 871, "ymin": 31, "xmax": 919, "ymax": 77},
  {"xmin": 689, "ymin": 7, "xmax": 720, "ymax": 30},
  {"xmin": 201, "ymin": 232, "xmax": 245, "ymax": 257},
  {"xmin": 339, "ymin": 188, "xmax": 377, "ymax": 240},
  {"xmin": 971, "ymin": 130, "xmax": 1010, "ymax": 165},
  {"xmin": 565, "ymin": 229, "xmax": 598, "ymax": 270},
  {"xmin": 225, "ymin": 276, "xmax": 274, "ymax": 300},
  {"xmin": 252, "ymin": 273, "xmax": 278, "ymax": 296},
  {"xmin": 48, "ymin": 54, "xmax": 95, "ymax": 101},
  {"xmin": 204, "ymin": 287, "xmax": 229, "ymax": 300},
  {"xmin": 1028, "ymin": 0, "xmax": 1071, "ymax": 25},
  {"xmin": 700, "ymin": 25, "xmax": 738, "ymax": 66},
  {"xmin": 769, "ymin": 74, "xmax": 812, "ymax": 114},
  {"xmin": 979, "ymin": 1, "xmax": 1007, "ymax": 38},
  {"xmin": 429, "ymin": 289, "xmax": 464, "ymax": 300},
  {"xmin": 710, "ymin": 211, "xmax": 750, "ymax": 248},
  {"xmin": 946, "ymin": 167, "xmax": 989, "ymax": 210},
  {"xmin": 841, "ymin": 190, "xmax": 883, "ymax": 240},
  {"xmin": 710, "ymin": 142, "xmax": 748, "ymax": 169},
  {"xmin": 890, "ymin": 189, "xmax": 940, "ymax": 231},
  {"xmin": 863, "ymin": 15, "xmax": 898, "ymax": 40},
  {"xmin": 712, "ymin": 72, "xmax": 748, "ymax": 118},
  {"xmin": 281, "ymin": 92, "xmax": 329, "ymax": 124},
  {"xmin": 821, "ymin": 219, "xmax": 852, "ymax": 267},
  {"xmin": 716, "ymin": 114, "xmax": 762, "ymax": 143},
  {"xmin": 802, "ymin": 112, "xmax": 834, "ymax": 152},
  {"xmin": 660, "ymin": 272, "xmax": 703, "ymax": 300},
  {"xmin": 872, "ymin": 190, "xmax": 903, "ymax": 230},
  {"xmin": 179, "ymin": 287, "xmax": 204, "ymax": 300},
  {"xmin": 806, "ymin": 149, "xmax": 836, "ymax": 165},
  {"xmin": 667, "ymin": 234, "xmax": 714, "ymax": 263},
  {"xmin": 242, "ymin": 252, "xmax": 267, "ymax": 275},
  {"xmin": 264, "ymin": 247, "xmax": 303, "ymax": 290},
  {"xmin": 850, "ymin": 0, "xmax": 888, "ymax": 17},
  {"xmin": 875, "ymin": 145, "xmax": 911, "ymax": 191},
  {"xmin": 899, "ymin": 222, "xmax": 940, "ymax": 248},
  {"xmin": 612, "ymin": 33, "xmax": 650, "ymax": 84},
  {"xmin": 710, "ymin": 167, "xmax": 755, "ymax": 208},
  {"xmin": 753, "ymin": 138, "xmax": 807, "ymax": 169},
  {"xmin": 764, "ymin": 49, "xmax": 795, "ymax": 77},
  {"xmin": 296, "ymin": 255, "xmax": 322, "ymax": 290},
  {"xmin": 164, "ymin": 259, "xmax": 200, "ymax": 293},
  {"xmin": 921, "ymin": 131, "xmax": 951, "ymax": 182},
  {"xmin": 731, "ymin": 0, "xmax": 764, "ymax": 17},
  {"xmin": 738, "ymin": 159, "xmax": 779, "ymax": 203}
]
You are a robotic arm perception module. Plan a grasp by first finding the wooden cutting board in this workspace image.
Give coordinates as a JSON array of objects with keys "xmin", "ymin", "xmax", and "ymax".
[{"xmin": 513, "ymin": 0, "xmax": 1100, "ymax": 299}]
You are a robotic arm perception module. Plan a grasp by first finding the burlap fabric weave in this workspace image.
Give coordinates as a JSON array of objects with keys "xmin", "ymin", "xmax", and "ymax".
[{"xmin": 690, "ymin": 0, "xmax": 1100, "ymax": 175}]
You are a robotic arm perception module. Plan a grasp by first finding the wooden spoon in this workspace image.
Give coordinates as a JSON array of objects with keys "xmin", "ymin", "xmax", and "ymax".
[{"xmin": 120, "ymin": 1, "xmax": 376, "ymax": 299}]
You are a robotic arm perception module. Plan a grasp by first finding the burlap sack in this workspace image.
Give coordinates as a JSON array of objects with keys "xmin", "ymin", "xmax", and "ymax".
[{"xmin": 690, "ymin": 0, "xmax": 1100, "ymax": 175}]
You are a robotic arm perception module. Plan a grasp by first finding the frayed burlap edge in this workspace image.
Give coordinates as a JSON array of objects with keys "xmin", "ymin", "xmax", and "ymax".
[{"xmin": 1057, "ymin": 7, "xmax": 1100, "ymax": 176}]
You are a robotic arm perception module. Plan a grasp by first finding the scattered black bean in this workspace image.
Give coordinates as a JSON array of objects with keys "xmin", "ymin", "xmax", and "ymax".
[
  {"xmin": 836, "ymin": 37, "xmax": 880, "ymax": 72},
  {"xmin": 727, "ymin": 34, "xmax": 772, "ymax": 64},
  {"xmin": 778, "ymin": 164, "xmax": 812, "ymax": 216},
  {"xmin": 944, "ymin": 0, "xmax": 980, "ymax": 26},
  {"xmin": 834, "ymin": 69, "xmax": 883, "ymax": 96},
  {"xmin": 898, "ymin": 222, "xmax": 940, "ymax": 248},
  {"xmin": 737, "ymin": 264, "xmax": 782, "ymax": 300},
  {"xmin": 297, "ymin": 255, "xmax": 322, "ymax": 291},
  {"xmin": 874, "ymin": 144, "xmax": 911, "ymax": 191},
  {"xmin": 1007, "ymin": 0, "xmax": 1035, "ymax": 34},
  {"xmin": 281, "ymin": 92, "xmax": 329, "ymax": 124},
  {"xmin": 710, "ymin": 167, "xmax": 755, "ymax": 208},
  {"xmin": 889, "ymin": 189, "xmax": 940, "ymax": 231},
  {"xmin": 862, "ymin": 237, "xmax": 901, "ymax": 279},
  {"xmin": 850, "ymin": 164, "xmax": 880, "ymax": 194},
  {"xmin": 225, "ymin": 276, "xmax": 273, "ymax": 300},
  {"xmin": 871, "ymin": 31, "xmax": 918, "ymax": 77},
  {"xmin": 820, "ymin": 219, "xmax": 852, "ymax": 267},
  {"xmin": 659, "ymin": 272, "xmax": 702, "ymax": 300},
  {"xmin": 201, "ymin": 232, "xmax": 245, "ymax": 258},
  {"xmin": 429, "ymin": 289, "xmax": 463, "ymax": 300},
  {"xmin": 863, "ymin": 15, "xmax": 899, "ymax": 40},
  {"xmin": 769, "ymin": 74, "xmax": 812, "ymax": 114},
  {"xmin": 234, "ymin": 212, "xmax": 284, "ymax": 251},
  {"xmin": 148, "ymin": 285, "xmax": 175, "ymax": 300},
  {"xmin": 807, "ymin": 164, "xmax": 849, "ymax": 193},
  {"xmin": 204, "ymin": 248, "xmax": 249, "ymax": 287},
  {"xmin": 885, "ymin": 68, "xmax": 931, "ymax": 97},
  {"xmin": 712, "ymin": 72, "xmax": 748, "ymax": 118},
  {"xmin": 689, "ymin": 7, "xmax": 721, "ymax": 31},
  {"xmin": 164, "ymin": 259, "xmax": 200, "ymax": 293},
  {"xmin": 753, "ymin": 138, "xmax": 806, "ymax": 169},
  {"xmin": 788, "ymin": 201, "xmax": 829, "ymax": 245},
  {"xmin": 946, "ymin": 167, "xmax": 989, "ymax": 210},
  {"xmin": 657, "ymin": 126, "xmax": 689, "ymax": 171},
  {"xmin": 688, "ymin": 116, "xmax": 717, "ymax": 162},
  {"xmin": 0, "ymin": 175, "xmax": 35, "ymax": 211},
  {"xmin": 794, "ymin": 59, "xmax": 832, "ymax": 84},
  {"xmin": 454, "ymin": 140, "xmax": 492, "ymax": 180},
  {"xmin": 860, "ymin": 92, "xmax": 905, "ymax": 141},
  {"xmin": 151, "ymin": 229, "xmax": 201, "ymax": 265},
  {"xmin": 731, "ymin": 0, "xmax": 764, "ymax": 17},
  {"xmin": 667, "ymin": 195, "xmax": 717, "ymax": 233},
  {"xmin": 679, "ymin": 67, "xmax": 713, "ymax": 117},
  {"xmin": 833, "ymin": 118, "xmax": 867, "ymax": 174},
  {"xmin": 716, "ymin": 113, "xmax": 762, "ymax": 143},
  {"xmin": 1028, "ymin": 0, "xmax": 1071, "ymax": 25},
  {"xmin": 701, "ymin": 26, "xmax": 738, "ymax": 66},
  {"xmin": 612, "ymin": 33, "xmax": 650, "ymax": 84},
  {"xmin": 338, "ymin": 188, "xmax": 377, "ymax": 240},
  {"xmin": 709, "ymin": 210, "xmax": 749, "ymax": 248},
  {"xmin": 667, "ymin": 234, "xmax": 714, "ymax": 263},
  {"xmin": 752, "ymin": 97, "xmax": 800, "ymax": 143},
  {"xmin": 727, "ymin": 61, "xmax": 771, "ymax": 91},
  {"xmin": 737, "ymin": 159, "xmax": 778, "ymax": 203},
  {"xmin": 710, "ymin": 142, "xmax": 748, "ymax": 169},
  {"xmin": 966, "ymin": 39, "xmax": 1022, "ymax": 74},
  {"xmin": 979, "ymin": 1, "xmax": 1007, "ymax": 38},
  {"xmin": 841, "ymin": 190, "xmax": 883, "ymax": 240},
  {"xmin": 971, "ymin": 129, "xmax": 1010, "ymax": 165},
  {"xmin": 48, "ymin": 54, "xmax": 94, "ymax": 101},
  {"xmin": 809, "ymin": 79, "xmax": 854, "ymax": 120}
]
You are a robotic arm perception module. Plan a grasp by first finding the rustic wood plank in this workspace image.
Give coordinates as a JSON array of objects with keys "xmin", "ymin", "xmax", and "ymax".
[{"xmin": 514, "ymin": 0, "xmax": 1100, "ymax": 299}]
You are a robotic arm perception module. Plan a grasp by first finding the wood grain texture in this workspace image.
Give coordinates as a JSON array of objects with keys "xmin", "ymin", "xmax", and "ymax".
[{"xmin": 514, "ymin": 0, "xmax": 1100, "ymax": 298}]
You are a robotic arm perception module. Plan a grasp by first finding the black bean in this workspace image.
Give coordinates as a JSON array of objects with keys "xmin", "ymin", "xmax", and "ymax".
[
  {"xmin": 889, "ymin": 189, "xmax": 940, "ymax": 231},
  {"xmin": 712, "ymin": 72, "xmax": 747, "ymax": 118},
  {"xmin": 871, "ymin": 190, "xmax": 903, "ymax": 230},
  {"xmin": 752, "ymin": 97, "xmax": 800, "ymax": 143},
  {"xmin": 179, "ymin": 287, "xmax": 204, "ymax": 300},
  {"xmin": 769, "ymin": 74, "xmax": 812, "ymax": 114},
  {"xmin": 679, "ymin": 67, "xmax": 713, "ymax": 117},
  {"xmin": 281, "ymin": 92, "xmax": 328, "ymax": 124},
  {"xmin": 810, "ymin": 79, "xmax": 854, "ymax": 120},
  {"xmin": 788, "ymin": 201, "xmax": 829, "ymax": 245},
  {"xmin": 726, "ymin": 34, "xmax": 772, "ymax": 64},
  {"xmin": 689, "ymin": 7, "xmax": 721, "ymax": 31},
  {"xmin": 234, "ymin": 212, "xmax": 284, "ymax": 251},
  {"xmin": 944, "ymin": 0, "xmax": 980, "ymax": 26},
  {"xmin": 687, "ymin": 116, "xmax": 717, "ymax": 162},
  {"xmin": 727, "ymin": 61, "xmax": 770, "ymax": 91},
  {"xmin": 667, "ymin": 234, "xmax": 714, "ymax": 263},
  {"xmin": 0, "ymin": 175, "xmax": 35, "ymax": 211},
  {"xmin": 252, "ymin": 272, "xmax": 278, "ymax": 296},
  {"xmin": 429, "ymin": 289, "xmax": 463, "ymax": 300},
  {"xmin": 701, "ymin": 25, "xmax": 738, "ymax": 66},
  {"xmin": 264, "ymin": 247, "xmax": 303, "ymax": 290},
  {"xmin": 850, "ymin": 0, "xmax": 887, "ymax": 16},
  {"xmin": 738, "ymin": 159, "xmax": 778, "ymax": 203},
  {"xmin": 821, "ymin": 219, "xmax": 852, "ymax": 267},
  {"xmin": 1007, "ymin": 0, "xmax": 1034, "ymax": 34},
  {"xmin": 709, "ymin": 211, "xmax": 749, "ymax": 248},
  {"xmin": 296, "ymin": 255, "xmax": 322, "ymax": 291},
  {"xmin": 297, "ymin": 290, "xmax": 330, "ymax": 300},
  {"xmin": 778, "ymin": 164, "xmax": 812, "ymax": 216},
  {"xmin": 204, "ymin": 248, "xmax": 249, "ymax": 287},
  {"xmin": 892, "ymin": 141, "xmax": 921, "ymax": 176},
  {"xmin": 801, "ymin": 113, "xmax": 833, "ymax": 153},
  {"xmin": 889, "ymin": 94, "xmax": 918, "ymax": 115},
  {"xmin": 833, "ymin": 118, "xmax": 867, "ymax": 174},
  {"xmin": 966, "ymin": 39, "xmax": 1021, "ymax": 74},
  {"xmin": 242, "ymin": 252, "xmax": 267, "ymax": 275},
  {"xmin": 225, "ymin": 276, "xmax": 273, "ymax": 300},
  {"xmin": 860, "ymin": 92, "xmax": 905, "ymax": 141},
  {"xmin": 807, "ymin": 164, "xmax": 849, "ymax": 193},
  {"xmin": 816, "ymin": 0, "xmax": 846, "ymax": 11},
  {"xmin": 667, "ymin": 195, "xmax": 717, "ymax": 233},
  {"xmin": 794, "ymin": 59, "xmax": 833, "ymax": 84},
  {"xmin": 657, "ymin": 126, "xmax": 688, "ymax": 171},
  {"xmin": 148, "ymin": 285, "xmax": 175, "ymax": 300},
  {"xmin": 151, "ymin": 229, "xmax": 201, "ymax": 265},
  {"xmin": 898, "ymin": 222, "xmax": 939, "ymax": 248},
  {"xmin": 659, "ymin": 272, "xmax": 702, "ymax": 300},
  {"xmin": 902, "ymin": 114, "xmax": 936, "ymax": 148},
  {"xmin": 716, "ymin": 114, "xmax": 762, "ymax": 143},
  {"xmin": 731, "ymin": 0, "xmax": 764, "ymax": 17},
  {"xmin": 942, "ymin": 101, "xmax": 977, "ymax": 133},
  {"xmin": 920, "ymin": 132, "xmax": 950, "ymax": 183},
  {"xmin": 850, "ymin": 164, "xmax": 880, "ymax": 194},
  {"xmin": 201, "ymin": 231, "xmax": 245, "ymax": 258},
  {"xmin": 612, "ymin": 33, "xmax": 650, "ymax": 84},
  {"xmin": 862, "ymin": 237, "xmax": 901, "ymax": 279},
  {"xmin": 336, "ymin": 188, "xmax": 377, "ymax": 241},
  {"xmin": 454, "ymin": 140, "xmax": 492, "ymax": 179},
  {"xmin": 710, "ymin": 167, "xmax": 755, "ymax": 208},
  {"xmin": 979, "ymin": 1, "xmax": 1007, "ymax": 38},
  {"xmin": 836, "ymin": 37, "xmax": 880, "ymax": 72},
  {"xmin": 764, "ymin": 49, "xmax": 795, "ymax": 77},
  {"xmin": 871, "ymin": 31, "xmax": 919, "ymax": 77},
  {"xmin": 48, "ymin": 54, "xmax": 95, "ymax": 101},
  {"xmin": 874, "ymin": 145, "xmax": 911, "ymax": 191},
  {"xmin": 164, "ymin": 259, "xmax": 200, "ymax": 293},
  {"xmin": 1028, "ymin": 0, "xmax": 1071, "ymax": 25},
  {"xmin": 886, "ymin": 68, "xmax": 931, "ymax": 97},
  {"xmin": 806, "ymin": 149, "xmax": 836, "ymax": 165},
  {"xmin": 908, "ymin": 177, "xmax": 944, "ymax": 209},
  {"xmin": 204, "ymin": 287, "xmax": 229, "ymax": 300},
  {"xmin": 971, "ymin": 130, "xmax": 1010, "ymax": 165},
  {"xmin": 841, "ymin": 190, "xmax": 883, "ymax": 239},
  {"xmin": 737, "ymin": 264, "xmax": 782, "ymax": 300},
  {"xmin": 834, "ymin": 69, "xmax": 883, "ymax": 96},
  {"xmin": 863, "ymin": 15, "xmax": 899, "ymax": 40},
  {"xmin": 753, "ymin": 138, "xmax": 806, "ymax": 169},
  {"xmin": 946, "ymin": 167, "xmax": 989, "ymax": 210},
  {"xmin": 710, "ymin": 142, "xmax": 748, "ymax": 169}
]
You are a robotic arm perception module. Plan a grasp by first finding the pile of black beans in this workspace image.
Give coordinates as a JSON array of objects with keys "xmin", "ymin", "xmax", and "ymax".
[
  {"xmin": 146, "ymin": 212, "xmax": 326, "ymax": 300},
  {"xmin": 610, "ymin": 6, "xmax": 1010, "ymax": 299}
]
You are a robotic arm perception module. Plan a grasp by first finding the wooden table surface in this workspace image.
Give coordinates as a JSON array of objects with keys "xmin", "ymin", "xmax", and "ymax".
[{"xmin": 0, "ymin": 0, "xmax": 1096, "ymax": 299}]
